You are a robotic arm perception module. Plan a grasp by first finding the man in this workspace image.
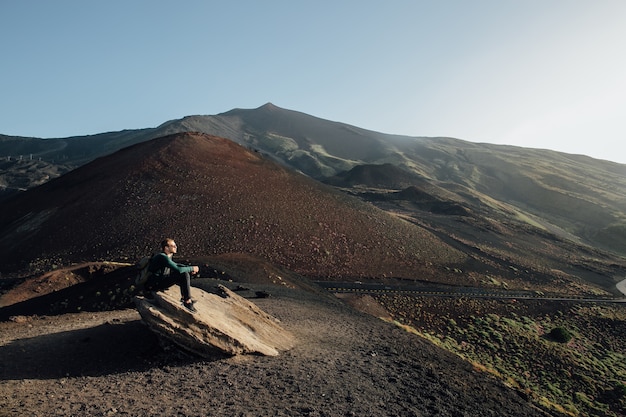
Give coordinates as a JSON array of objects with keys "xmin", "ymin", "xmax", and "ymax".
[{"xmin": 145, "ymin": 238, "xmax": 200, "ymax": 312}]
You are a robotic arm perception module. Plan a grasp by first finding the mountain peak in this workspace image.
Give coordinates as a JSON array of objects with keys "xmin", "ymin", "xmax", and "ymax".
[
  {"xmin": 219, "ymin": 102, "xmax": 285, "ymax": 117},
  {"xmin": 259, "ymin": 102, "xmax": 279, "ymax": 110},
  {"xmin": 253, "ymin": 102, "xmax": 284, "ymax": 115}
]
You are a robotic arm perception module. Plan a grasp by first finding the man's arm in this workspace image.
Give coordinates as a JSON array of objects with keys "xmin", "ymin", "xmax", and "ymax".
[
  {"xmin": 163, "ymin": 256, "xmax": 193, "ymax": 274},
  {"xmin": 150, "ymin": 253, "xmax": 194, "ymax": 274}
]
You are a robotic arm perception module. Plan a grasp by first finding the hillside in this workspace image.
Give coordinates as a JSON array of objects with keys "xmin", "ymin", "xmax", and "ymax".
[
  {"xmin": 2, "ymin": 130, "xmax": 626, "ymax": 298},
  {"xmin": 0, "ymin": 132, "xmax": 466, "ymax": 281},
  {"xmin": 3, "ymin": 104, "xmax": 626, "ymax": 259}
]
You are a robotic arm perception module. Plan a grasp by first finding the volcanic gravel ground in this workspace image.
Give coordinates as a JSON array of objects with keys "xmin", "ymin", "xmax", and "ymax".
[{"xmin": 0, "ymin": 283, "xmax": 551, "ymax": 417}]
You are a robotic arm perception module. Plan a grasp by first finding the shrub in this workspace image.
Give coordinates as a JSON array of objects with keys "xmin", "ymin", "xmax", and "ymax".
[
  {"xmin": 548, "ymin": 327, "xmax": 572, "ymax": 343},
  {"xmin": 608, "ymin": 381, "xmax": 626, "ymax": 401}
]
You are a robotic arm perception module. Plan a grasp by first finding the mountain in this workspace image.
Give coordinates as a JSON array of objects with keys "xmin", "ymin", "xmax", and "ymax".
[
  {"xmin": 2, "ymin": 104, "xmax": 626, "ymax": 293},
  {"xmin": 1, "ymin": 130, "xmax": 625, "ymax": 299},
  {"xmin": 0, "ymin": 132, "xmax": 467, "ymax": 281},
  {"xmin": 3, "ymin": 103, "xmax": 626, "ymax": 260}
]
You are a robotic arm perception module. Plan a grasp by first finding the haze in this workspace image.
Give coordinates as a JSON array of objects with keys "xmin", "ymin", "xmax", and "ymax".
[{"xmin": 1, "ymin": 0, "xmax": 625, "ymax": 163}]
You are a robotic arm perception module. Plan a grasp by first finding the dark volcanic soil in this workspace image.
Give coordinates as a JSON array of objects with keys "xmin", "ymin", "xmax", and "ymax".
[{"xmin": 0, "ymin": 281, "xmax": 551, "ymax": 417}]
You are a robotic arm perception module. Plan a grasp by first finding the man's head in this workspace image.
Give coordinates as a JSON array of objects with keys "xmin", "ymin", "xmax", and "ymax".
[{"xmin": 161, "ymin": 238, "xmax": 177, "ymax": 256}]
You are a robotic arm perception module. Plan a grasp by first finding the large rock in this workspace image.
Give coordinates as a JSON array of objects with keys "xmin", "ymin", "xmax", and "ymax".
[{"xmin": 134, "ymin": 284, "xmax": 295, "ymax": 357}]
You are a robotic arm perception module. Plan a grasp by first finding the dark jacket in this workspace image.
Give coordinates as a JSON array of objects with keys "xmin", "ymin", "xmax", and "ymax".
[{"xmin": 148, "ymin": 252, "xmax": 193, "ymax": 278}]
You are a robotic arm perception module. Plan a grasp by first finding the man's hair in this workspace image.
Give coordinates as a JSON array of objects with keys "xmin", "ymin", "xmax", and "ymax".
[{"xmin": 161, "ymin": 238, "xmax": 174, "ymax": 251}]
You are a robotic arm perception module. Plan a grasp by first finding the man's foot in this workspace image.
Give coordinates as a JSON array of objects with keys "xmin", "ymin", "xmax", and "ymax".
[{"xmin": 182, "ymin": 300, "xmax": 197, "ymax": 313}]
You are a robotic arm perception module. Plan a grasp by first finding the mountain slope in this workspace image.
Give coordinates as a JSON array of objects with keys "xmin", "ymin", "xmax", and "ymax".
[
  {"xmin": 3, "ymin": 103, "xmax": 626, "ymax": 259},
  {"xmin": 158, "ymin": 103, "xmax": 418, "ymax": 178},
  {"xmin": 0, "ymin": 132, "xmax": 466, "ymax": 280},
  {"xmin": 172, "ymin": 106, "xmax": 626, "ymax": 258}
]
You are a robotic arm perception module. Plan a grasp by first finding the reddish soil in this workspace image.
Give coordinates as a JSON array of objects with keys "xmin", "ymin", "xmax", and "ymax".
[{"xmin": 0, "ymin": 133, "xmax": 466, "ymax": 284}]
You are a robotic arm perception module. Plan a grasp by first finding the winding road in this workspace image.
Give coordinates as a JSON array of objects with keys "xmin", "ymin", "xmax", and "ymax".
[{"xmin": 315, "ymin": 281, "xmax": 626, "ymax": 304}]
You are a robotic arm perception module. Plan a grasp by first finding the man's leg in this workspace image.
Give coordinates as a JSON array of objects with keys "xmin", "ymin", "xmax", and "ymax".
[
  {"xmin": 177, "ymin": 271, "xmax": 192, "ymax": 301},
  {"xmin": 145, "ymin": 274, "xmax": 177, "ymax": 293},
  {"xmin": 143, "ymin": 272, "xmax": 192, "ymax": 304}
]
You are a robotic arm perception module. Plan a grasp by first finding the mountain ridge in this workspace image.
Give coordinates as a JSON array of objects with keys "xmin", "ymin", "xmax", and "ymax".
[{"xmin": 2, "ymin": 103, "xmax": 626, "ymax": 259}]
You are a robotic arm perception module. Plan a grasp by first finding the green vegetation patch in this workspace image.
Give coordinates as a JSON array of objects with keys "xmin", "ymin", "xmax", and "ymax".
[
  {"xmin": 376, "ymin": 295, "xmax": 626, "ymax": 417},
  {"xmin": 547, "ymin": 326, "xmax": 572, "ymax": 343}
]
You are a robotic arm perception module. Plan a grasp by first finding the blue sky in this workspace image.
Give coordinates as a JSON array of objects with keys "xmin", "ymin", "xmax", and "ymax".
[{"xmin": 1, "ymin": 1, "xmax": 625, "ymax": 163}]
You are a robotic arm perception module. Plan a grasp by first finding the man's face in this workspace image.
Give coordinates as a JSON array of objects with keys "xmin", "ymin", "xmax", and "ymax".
[{"xmin": 165, "ymin": 240, "xmax": 178, "ymax": 255}]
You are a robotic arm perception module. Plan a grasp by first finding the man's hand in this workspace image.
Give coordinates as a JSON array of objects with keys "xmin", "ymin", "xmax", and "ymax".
[{"xmin": 191, "ymin": 266, "xmax": 199, "ymax": 275}]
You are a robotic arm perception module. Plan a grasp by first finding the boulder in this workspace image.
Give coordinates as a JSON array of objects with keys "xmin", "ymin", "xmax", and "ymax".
[{"xmin": 134, "ymin": 284, "xmax": 295, "ymax": 357}]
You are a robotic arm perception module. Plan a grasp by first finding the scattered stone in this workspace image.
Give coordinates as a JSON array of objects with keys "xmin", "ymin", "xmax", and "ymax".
[{"xmin": 8, "ymin": 315, "xmax": 29, "ymax": 323}]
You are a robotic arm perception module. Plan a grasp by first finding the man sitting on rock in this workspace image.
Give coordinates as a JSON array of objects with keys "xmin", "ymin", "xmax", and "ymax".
[{"xmin": 145, "ymin": 238, "xmax": 200, "ymax": 312}]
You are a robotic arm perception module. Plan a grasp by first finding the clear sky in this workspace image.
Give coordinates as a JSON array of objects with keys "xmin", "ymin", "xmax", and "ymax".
[{"xmin": 1, "ymin": 1, "xmax": 625, "ymax": 163}]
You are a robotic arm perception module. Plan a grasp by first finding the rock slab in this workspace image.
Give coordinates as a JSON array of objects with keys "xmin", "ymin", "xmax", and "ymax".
[{"xmin": 135, "ymin": 285, "xmax": 295, "ymax": 357}]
